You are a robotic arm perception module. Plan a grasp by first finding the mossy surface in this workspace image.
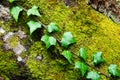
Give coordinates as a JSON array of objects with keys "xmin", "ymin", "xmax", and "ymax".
[
  {"xmin": 27, "ymin": 41, "xmax": 81, "ymax": 80},
  {"xmin": 0, "ymin": 0, "xmax": 120, "ymax": 80},
  {"xmin": 11, "ymin": 0, "xmax": 119, "ymax": 79},
  {"xmin": 21, "ymin": 0, "xmax": 120, "ymax": 80},
  {"xmin": 0, "ymin": 39, "xmax": 17, "ymax": 79},
  {"xmin": 6, "ymin": 35, "xmax": 19, "ymax": 48}
]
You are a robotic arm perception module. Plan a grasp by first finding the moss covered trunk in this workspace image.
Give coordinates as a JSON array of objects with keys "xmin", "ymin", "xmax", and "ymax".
[{"xmin": 0, "ymin": 0, "xmax": 120, "ymax": 80}]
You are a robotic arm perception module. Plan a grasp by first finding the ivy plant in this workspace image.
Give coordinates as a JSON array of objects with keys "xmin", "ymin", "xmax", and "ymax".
[
  {"xmin": 108, "ymin": 64, "xmax": 120, "ymax": 77},
  {"xmin": 8, "ymin": 0, "xmax": 14, "ymax": 3},
  {"xmin": 75, "ymin": 61, "xmax": 88, "ymax": 76},
  {"xmin": 61, "ymin": 32, "xmax": 75, "ymax": 48},
  {"xmin": 27, "ymin": 20, "xmax": 42, "ymax": 35},
  {"xmin": 78, "ymin": 47, "xmax": 87, "ymax": 61},
  {"xmin": 93, "ymin": 52, "xmax": 105, "ymax": 66},
  {"xmin": 41, "ymin": 35, "xmax": 56, "ymax": 49},
  {"xmin": 62, "ymin": 50, "xmax": 72, "ymax": 63},
  {"xmin": 86, "ymin": 71, "xmax": 100, "ymax": 80},
  {"xmin": 47, "ymin": 22, "xmax": 59, "ymax": 33},
  {"xmin": 10, "ymin": 6, "xmax": 23, "ymax": 22},
  {"xmin": 27, "ymin": 5, "xmax": 41, "ymax": 17}
]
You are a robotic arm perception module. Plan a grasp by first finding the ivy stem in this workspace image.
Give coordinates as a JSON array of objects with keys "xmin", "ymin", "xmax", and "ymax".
[{"xmin": 15, "ymin": 3, "xmax": 112, "ymax": 79}]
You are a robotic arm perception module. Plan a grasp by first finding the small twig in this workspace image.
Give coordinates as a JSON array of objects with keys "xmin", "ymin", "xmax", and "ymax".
[{"xmin": 14, "ymin": 3, "xmax": 111, "ymax": 79}]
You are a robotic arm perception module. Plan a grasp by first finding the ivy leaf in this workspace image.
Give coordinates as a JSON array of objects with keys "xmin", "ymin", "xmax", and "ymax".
[
  {"xmin": 9, "ymin": 0, "xmax": 14, "ymax": 3},
  {"xmin": 27, "ymin": 20, "xmax": 41, "ymax": 35},
  {"xmin": 41, "ymin": 35, "xmax": 56, "ymax": 49},
  {"xmin": 27, "ymin": 5, "xmax": 41, "ymax": 17},
  {"xmin": 47, "ymin": 22, "xmax": 59, "ymax": 33},
  {"xmin": 108, "ymin": 64, "xmax": 120, "ymax": 77},
  {"xmin": 75, "ymin": 61, "xmax": 88, "ymax": 76},
  {"xmin": 86, "ymin": 71, "xmax": 100, "ymax": 80},
  {"xmin": 62, "ymin": 50, "xmax": 72, "ymax": 63},
  {"xmin": 61, "ymin": 32, "xmax": 75, "ymax": 48},
  {"xmin": 10, "ymin": 6, "xmax": 23, "ymax": 22},
  {"xmin": 78, "ymin": 47, "xmax": 87, "ymax": 61},
  {"xmin": 93, "ymin": 52, "xmax": 105, "ymax": 66}
]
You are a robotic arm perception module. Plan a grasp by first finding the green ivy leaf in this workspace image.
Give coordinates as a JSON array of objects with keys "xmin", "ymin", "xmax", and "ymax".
[
  {"xmin": 10, "ymin": 6, "xmax": 23, "ymax": 22},
  {"xmin": 78, "ymin": 47, "xmax": 87, "ymax": 61},
  {"xmin": 27, "ymin": 20, "xmax": 41, "ymax": 35},
  {"xmin": 41, "ymin": 35, "xmax": 56, "ymax": 49},
  {"xmin": 86, "ymin": 71, "xmax": 100, "ymax": 80},
  {"xmin": 27, "ymin": 5, "xmax": 41, "ymax": 17},
  {"xmin": 61, "ymin": 32, "xmax": 75, "ymax": 48},
  {"xmin": 62, "ymin": 50, "xmax": 72, "ymax": 63},
  {"xmin": 9, "ymin": 0, "xmax": 14, "ymax": 3},
  {"xmin": 93, "ymin": 52, "xmax": 105, "ymax": 65},
  {"xmin": 75, "ymin": 61, "xmax": 88, "ymax": 76},
  {"xmin": 108, "ymin": 64, "xmax": 120, "ymax": 77},
  {"xmin": 47, "ymin": 22, "xmax": 59, "ymax": 33}
]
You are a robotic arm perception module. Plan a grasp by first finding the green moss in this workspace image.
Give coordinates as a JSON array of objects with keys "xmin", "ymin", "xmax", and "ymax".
[
  {"xmin": 7, "ymin": 0, "xmax": 120, "ymax": 80},
  {"xmin": 0, "ymin": 48, "xmax": 18, "ymax": 79},
  {"xmin": 6, "ymin": 35, "xmax": 19, "ymax": 48},
  {"xmin": 27, "ymin": 42, "xmax": 81, "ymax": 80},
  {"xmin": 0, "ymin": 21, "xmax": 10, "ymax": 32},
  {"xmin": 0, "ymin": 38, "xmax": 17, "ymax": 79}
]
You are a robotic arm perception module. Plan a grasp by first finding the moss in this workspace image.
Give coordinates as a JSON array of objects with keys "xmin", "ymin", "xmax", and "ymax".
[
  {"xmin": 0, "ymin": 36, "xmax": 17, "ymax": 79},
  {"xmin": 0, "ymin": 15, "xmax": 30, "ymax": 80},
  {"xmin": 18, "ymin": 0, "xmax": 120, "ymax": 79},
  {"xmin": 26, "ymin": 42, "xmax": 81, "ymax": 80},
  {"xmin": 0, "ymin": 49, "xmax": 18, "ymax": 79},
  {"xmin": 4, "ymin": 0, "xmax": 120, "ymax": 80},
  {"xmin": 0, "ymin": 21, "xmax": 10, "ymax": 32},
  {"xmin": 6, "ymin": 35, "xmax": 19, "ymax": 48}
]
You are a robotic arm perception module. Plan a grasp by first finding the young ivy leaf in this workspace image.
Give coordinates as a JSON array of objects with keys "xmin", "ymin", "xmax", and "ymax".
[
  {"xmin": 75, "ymin": 61, "xmax": 88, "ymax": 76},
  {"xmin": 9, "ymin": 0, "xmax": 14, "ymax": 3},
  {"xmin": 10, "ymin": 6, "xmax": 23, "ymax": 22},
  {"xmin": 61, "ymin": 32, "xmax": 75, "ymax": 48},
  {"xmin": 27, "ymin": 20, "xmax": 41, "ymax": 35},
  {"xmin": 93, "ymin": 52, "xmax": 105, "ymax": 66},
  {"xmin": 62, "ymin": 50, "xmax": 72, "ymax": 63},
  {"xmin": 47, "ymin": 22, "xmax": 59, "ymax": 33},
  {"xmin": 86, "ymin": 71, "xmax": 100, "ymax": 80},
  {"xmin": 27, "ymin": 5, "xmax": 41, "ymax": 17},
  {"xmin": 78, "ymin": 47, "xmax": 87, "ymax": 61},
  {"xmin": 108, "ymin": 64, "xmax": 120, "ymax": 77},
  {"xmin": 41, "ymin": 35, "xmax": 56, "ymax": 49}
]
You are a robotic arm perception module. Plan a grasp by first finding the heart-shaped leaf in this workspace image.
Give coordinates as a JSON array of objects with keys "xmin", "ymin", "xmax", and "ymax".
[
  {"xmin": 108, "ymin": 64, "xmax": 120, "ymax": 77},
  {"xmin": 41, "ymin": 35, "xmax": 56, "ymax": 49},
  {"xmin": 27, "ymin": 5, "xmax": 41, "ymax": 17},
  {"xmin": 86, "ymin": 71, "xmax": 100, "ymax": 80},
  {"xmin": 75, "ymin": 61, "xmax": 88, "ymax": 76},
  {"xmin": 10, "ymin": 6, "xmax": 23, "ymax": 22},
  {"xmin": 93, "ymin": 52, "xmax": 105, "ymax": 66},
  {"xmin": 27, "ymin": 20, "xmax": 41, "ymax": 35},
  {"xmin": 78, "ymin": 47, "xmax": 87, "ymax": 61},
  {"xmin": 61, "ymin": 32, "xmax": 75, "ymax": 48},
  {"xmin": 9, "ymin": 0, "xmax": 14, "ymax": 3},
  {"xmin": 62, "ymin": 50, "xmax": 72, "ymax": 63},
  {"xmin": 47, "ymin": 22, "xmax": 59, "ymax": 33}
]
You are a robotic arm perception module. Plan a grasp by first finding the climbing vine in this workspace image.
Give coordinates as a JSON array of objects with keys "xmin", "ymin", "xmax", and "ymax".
[{"xmin": 8, "ymin": 0, "xmax": 120, "ymax": 80}]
